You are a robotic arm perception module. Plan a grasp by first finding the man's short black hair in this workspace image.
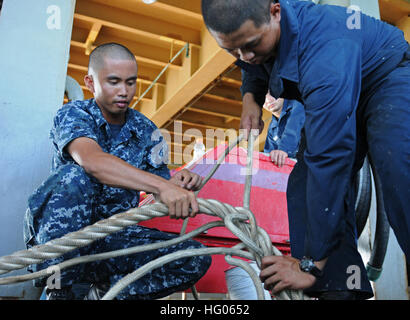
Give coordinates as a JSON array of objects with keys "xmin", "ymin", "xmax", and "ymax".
[
  {"xmin": 88, "ymin": 42, "xmax": 137, "ymax": 73},
  {"xmin": 201, "ymin": 0, "xmax": 276, "ymax": 34}
]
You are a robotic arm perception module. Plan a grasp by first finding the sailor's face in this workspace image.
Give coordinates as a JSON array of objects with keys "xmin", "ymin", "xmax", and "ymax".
[
  {"xmin": 209, "ymin": 3, "xmax": 281, "ymax": 65},
  {"xmin": 85, "ymin": 57, "xmax": 138, "ymax": 123}
]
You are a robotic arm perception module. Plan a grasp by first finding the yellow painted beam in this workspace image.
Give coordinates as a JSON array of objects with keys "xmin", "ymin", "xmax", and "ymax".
[
  {"xmin": 73, "ymin": 14, "xmax": 190, "ymax": 55},
  {"xmin": 85, "ymin": 22, "xmax": 102, "ymax": 55},
  {"xmin": 379, "ymin": 0, "xmax": 410, "ymax": 25},
  {"xmin": 179, "ymin": 110, "xmax": 240, "ymax": 130},
  {"xmin": 137, "ymin": 0, "xmax": 202, "ymax": 28},
  {"xmin": 156, "ymin": 0, "xmax": 202, "ymax": 15},
  {"xmin": 147, "ymin": 29, "xmax": 236, "ymax": 127},
  {"xmin": 189, "ymin": 106, "xmax": 241, "ymax": 121},
  {"xmin": 207, "ymin": 84, "xmax": 243, "ymax": 101},
  {"xmin": 396, "ymin": 16, "xmax": 410, "ymax": 42},
  {"xmin": 75, "ymin": 1, "xmax": 201, "ymax": 46},
  {"xmin": 68, "ymin": 62, "xmax": 87, "ymax": 73},
  {"xmin": 92, "ymin": 0, "xmax": 203, "ymax": 30},
  {"xmin": 258, "ymin": 109, "xmax": 273, "ymax": 152},
  {"xmin": 221, "ymin": 76, "xmax": 242, "ymax": 88}
]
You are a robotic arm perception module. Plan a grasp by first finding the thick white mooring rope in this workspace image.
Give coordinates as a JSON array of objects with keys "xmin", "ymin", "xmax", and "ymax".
[{"xmin": 0, "ymin": 134, "xmax": 309, "ymax": 300}]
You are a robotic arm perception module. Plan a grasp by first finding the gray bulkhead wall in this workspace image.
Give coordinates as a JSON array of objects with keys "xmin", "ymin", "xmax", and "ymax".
[{"xmin": 0, "ymin": 0, "xmax": 76, "ymax": 298}]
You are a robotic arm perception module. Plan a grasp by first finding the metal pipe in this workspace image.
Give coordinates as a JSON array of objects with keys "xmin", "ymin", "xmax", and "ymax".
[
  {"xmin": 366, "ymin": 158, "xmax": 390, "ymax": 282},
  {"xmin": 65, "ymin": 75, "xmax": 84, "ymax": 101},
  {"xmin": 355, "ymin": 156, "xmax": 372, "ymax": 237}
]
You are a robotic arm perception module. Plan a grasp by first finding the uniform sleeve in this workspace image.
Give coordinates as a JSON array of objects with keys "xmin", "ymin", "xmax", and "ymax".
[
  {"xmin": 299, "ymin": 39, "xmax": 362, "ymax": 261},
  {"xmin": 145, "ymin": 127, "xmax": 171, "ymax": 180},
  {"xmin": 51, "ymin": 104, "xmax": 98, "ymax": 162},
  {"xmin": 263, "ymin": 116, "xmax": 279, "ymax": 153},
  {"xmin": 240, "ymin": 68, "xmax": 269, "ymax": 107},
  {"xmin": 277, "ymin": 100, "xmax": 305, "ymax": 158}
]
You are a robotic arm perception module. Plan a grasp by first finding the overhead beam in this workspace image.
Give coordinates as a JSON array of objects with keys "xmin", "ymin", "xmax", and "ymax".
[
  {"xmin": 207, "ymin": 84, "xmax": 243, "ymax": 101},
  {"xmin": 258, "ymin": 109, "xmax": 273, "ymax": 152},
  {"xmin": 221, "ymin": 76, "xmax": 242, "ymax": 88},
  {"xmin": 188, "ymin": 105, "xmax": 241, "ymax": 121},
  {"xmin": 74, "ymin": 13, "xmax": 192, "ymax": 53},
  {"xmin": 75, "ymin": 0, "xmax": 201, "ymax": 46},
  {"xmin": 396, "ymin": 16, "xmax": 410, "ymax": 42},
  {"xmin": 179, "ymin": 110, "xmax": 240, "ymax": 130},
  {"xmin": 156, "ymin": 0, "xmax": 202, "ymax": 15},
  {"xmin": 145, "ymin": 28, "xmax": 236, "ymax": 128},
  {"xmin": 379, "ymin": 0, "xmax": 410, "ymax": 25},
  {"xmin": 191, "ymin": 94, "xmax": 242, "ymax": 117},
  {"xmin": 91, "ymin": 0, "xmax": 203, "ymax": 30},
  {"xmin": 85, "ymin": 22, "xmax": 102, "ymax": 55}
]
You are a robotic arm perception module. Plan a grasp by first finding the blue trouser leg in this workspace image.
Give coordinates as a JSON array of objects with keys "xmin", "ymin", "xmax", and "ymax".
[
  {"xmin": 25, "ymin": 164, "xmax": 101, "ymax": 287},
  {"xmin": 24, "ymin": 164, "xmax": 211, "ymax": 299},
  {"xmin": 364, "ymin": 54, "xmax": 410, "ymax": 260},
  {"xmin": 286, "ymin": 135, "xmax": 373, "ymax": 299}
]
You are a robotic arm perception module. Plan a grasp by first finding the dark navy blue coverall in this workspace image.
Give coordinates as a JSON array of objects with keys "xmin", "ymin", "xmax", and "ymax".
[
  {"xmin": 23, "ymin": 99, "xmax": 211, "ymax": 300},
  {"xmin": 264, "ymin": 99, "xmax": 305, "ymax": 157},
  {"xmin": 238, "ymin": 0, "xmax": 410, "ymax": 298}
]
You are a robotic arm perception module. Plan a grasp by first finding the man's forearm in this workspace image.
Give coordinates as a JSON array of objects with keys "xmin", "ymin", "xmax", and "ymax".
[
  {"xmin": 81, "ymin": 150, "xmax": 170, "ymax": 195},
  {"xmin": 243, "ymin": 92, "xmax": 259, "ymax": 107},
  {"xmin": 241, "ymin": 92, "xmax": 265, "ymax": 137},
  {"xmin": 68, "ymin": 134, "xmax": 199, "ymax": 219}
]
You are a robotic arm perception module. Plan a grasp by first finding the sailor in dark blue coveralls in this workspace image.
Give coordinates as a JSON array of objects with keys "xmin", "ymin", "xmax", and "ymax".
[
  {"xmin": 263, "ymin": 95, "xmax": 305, "ymax": 166},
  {"xmin": 23, "ymin": 43, "xmax": 211, "ymax": 300},
  {"xmin": 202, "ymin": 0, "xmax": 410, "ymax": 299}
]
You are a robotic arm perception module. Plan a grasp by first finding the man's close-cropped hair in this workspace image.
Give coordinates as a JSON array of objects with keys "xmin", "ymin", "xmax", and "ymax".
[
  {"xmin": 201, "ymin": 0, "xmax": 276, "ymax": 34},
  {"xmin": 88, "ymin": 42, "xmax": 136, "ymax": 73}
]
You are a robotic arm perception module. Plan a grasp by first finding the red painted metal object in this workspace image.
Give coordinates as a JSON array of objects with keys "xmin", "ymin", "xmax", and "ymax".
[{"xmin": 139, "ymin": 144, "xmax": 295, "ymax": 293}]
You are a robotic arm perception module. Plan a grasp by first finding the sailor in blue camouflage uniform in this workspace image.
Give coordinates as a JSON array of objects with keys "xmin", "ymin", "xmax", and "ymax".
[
  {"xmin": 263, "ymin": 96, "xmax": 305, "ymax": 167},
  {"xmin": 23, "ymin": 43, "xmax": 211, "ymax": 300}
]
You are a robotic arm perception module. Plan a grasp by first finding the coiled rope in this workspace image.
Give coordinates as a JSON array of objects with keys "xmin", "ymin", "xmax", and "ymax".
[{"xmin": 0, "ymin": 133, "xmax": 309, "ymax": 300}]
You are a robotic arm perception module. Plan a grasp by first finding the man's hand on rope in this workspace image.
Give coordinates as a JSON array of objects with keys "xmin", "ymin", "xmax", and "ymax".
[
  {"xmin": 259, "ymin": 256, "xmax": 317, "ymax": 294},
  {"xmin": 158, "ymin": 170, "xmax": 203, "ymax": 220},
  {"xmin": 170, "ymin": 169, "xmax": 203, "ymax": 191},
  {"xmin": 158, "ymin": 183, "xmax": 199, "ymax": 220},
  {"xmin": 240, "ymin": 93, "xmax": 264, "ymax": 141}
]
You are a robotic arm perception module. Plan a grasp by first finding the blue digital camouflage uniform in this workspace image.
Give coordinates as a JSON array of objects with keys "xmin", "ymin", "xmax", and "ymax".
[
  {"xmin": 238, "ymin": 0, "xmax": 410, "ymax": 298},
  {"xmin": 263, "ymin": 99, "xmax": 305, "ymax": 157},
  {"xmin": 23, "ymin": 98, "xmax": 211, "ymax": 300}
]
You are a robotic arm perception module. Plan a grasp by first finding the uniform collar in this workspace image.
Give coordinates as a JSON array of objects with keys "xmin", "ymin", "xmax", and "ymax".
[
  {"xmin": 276, "ymin": 0, "xmax": 300, "ymax": 83},
  {"xmin": 123, "ymin": 108, "xmax": 146, "ymax": 140},
  {"xmin": 88, "ymin": 99, "xmax": 142, "ymax": 140},
  {"xmin": 89, "ymin": 99, "xmax": 108, "ymax": 129}
]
